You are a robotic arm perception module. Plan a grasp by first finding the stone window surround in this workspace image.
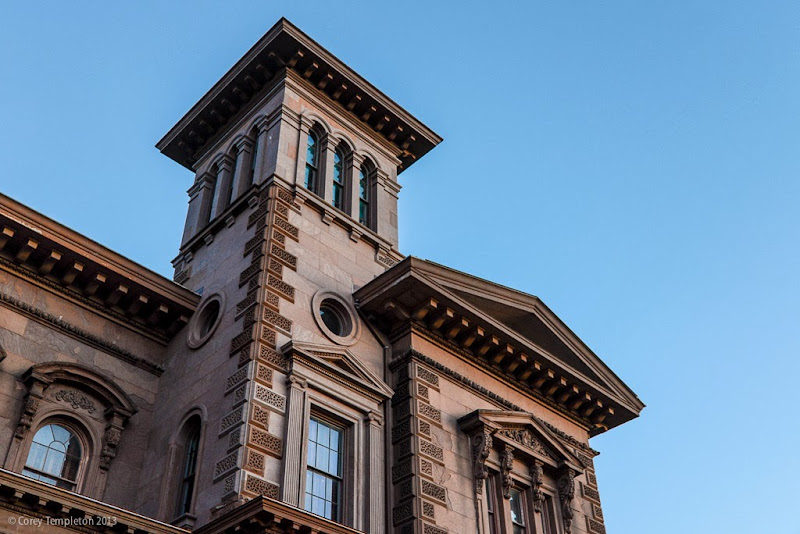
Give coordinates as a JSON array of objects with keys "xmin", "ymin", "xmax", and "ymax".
[
  {"xmin": 482, "ymin": 469, "xmax": 562, "ymax": 534},
  {"xmin": 157, "ymin": 407, "xmax": 208, "ymax": 528},
  {"xmin": 311, "ymin": 291, "xmax": 361, "ymax": 347},
  {"xmin": 185, "ymin": 112, "xmax": 274, "ymax": 240},
  {"xmin": 5, "ymin": 362, "xmax": 138, "ymax": 501},
  {"xmin": 186, "ymin": 293, "xmax": 226, "ymax": 349},
  {"xmin": 294, "ymin": 113, "xmax": 388, "ymax": 233},
  {"xmin": 21, "ymin": 417, "xmax": 90, "ymax": 493},
  {"xmin": 281, "ymin": 359, "xmax": 388, "ymax": 534}
]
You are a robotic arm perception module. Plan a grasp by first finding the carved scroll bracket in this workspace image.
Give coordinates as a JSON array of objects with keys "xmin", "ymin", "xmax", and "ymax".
[
  {"xmin": 531, "ymin": 459, "xmax": 545, "ymax": 513},
  {"xmin": 500, "ymin": 444, "xmax": 514, "ymax": 499},
  {"xmin": 557, "ymin": 467, "xmax": 576, "ymax": 534},
  {"xmin": 471, "ymin": 427, "xmax": 493, "ymax": 495}
]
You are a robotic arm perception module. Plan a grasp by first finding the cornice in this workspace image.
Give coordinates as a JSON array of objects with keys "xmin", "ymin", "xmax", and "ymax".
[
  {"xmin": 392, "ymin": 348, "xmax": 598, "ymax": 455},
  {"xmin": 0, "ymin": 290, "xmax": 164, "ymax": 376},
  {"xmin": 0, "ymin": 255, "xmax": 175, "ymax": 346}
]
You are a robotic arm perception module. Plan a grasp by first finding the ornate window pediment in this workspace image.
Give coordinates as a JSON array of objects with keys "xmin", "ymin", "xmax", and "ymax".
[
  {"xmin": 460, "ymin": 410, "xmax": 583, "ymax": 471},
  {"xmin": 460, "ymin": 410, "xmax": 583, "ymax": 534},
  {"xmin": 280, "ymin": 341, "xmax": 393, "ymax": 402},
  {"xmin": 7, "ymin": 362, "xmax": 138, "ymax": 498}
]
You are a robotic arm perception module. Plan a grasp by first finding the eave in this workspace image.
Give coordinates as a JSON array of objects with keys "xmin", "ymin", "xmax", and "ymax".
[
  {"xmin": 157, "ymin": 18, "xmax": 441, "ymax": 174},
  {"xmin": 0, "ymin": 193, "xmax": 199, "ymax": 343},
  {"xmin": 0, "ymin": 468, "xmax": 189, "ymax": 534},
  {"xmin": 355, "ymin": 257, "xmax": 644, "ymax": 434}
]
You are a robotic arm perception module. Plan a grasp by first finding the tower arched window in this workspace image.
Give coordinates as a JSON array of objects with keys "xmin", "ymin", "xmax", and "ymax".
[
  {"xmin": 176, "ymin": 416, "xmax": 201, "ymax": 517},
  {"xmin": 305, "ymin": 131, "xmax": 319, "ymax": 193},
  {"xmin": 358, "ymin": 164, "xmax": 370, "ymax": 227},
  {"xmin": 23, "ymin": 422, "xmax": 84, "ymax": 491},
  {"xmin": 332, "ymin": 148, "xmax": 345, "ymax": 211}
]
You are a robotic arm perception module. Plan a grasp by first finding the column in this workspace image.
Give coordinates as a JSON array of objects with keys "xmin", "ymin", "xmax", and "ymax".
[
  {"xmin": 251, "ymin": 117, "xmax": 270, "ymax": 186},
  {"xmin": 294, "ymin": 116, "xmax": 313, "ymax": 189},
  {"xmin": 183, "ymin": 172, "xmax": 215, "ymax": 243},
  {"xmin": 366, "ymin": 411, "xmax": 385, "ymax": 534},
  {"xmin": 232, "ymin": 137, "xmax": 254, "ymax": 200},
  {"xmin": 211, "ymin": 155, "xmax": 235, "ymax": 219},
  {"xmin": 349, "ymin": 152, "xmax": 365, "ymax": 222},
  {"xmin": 281, "ymin": 374, "xmax": 307, "ymax": 506},
  {"xmin": 320, "ymin": 135, "xmax": 336, "ymax": 201}
]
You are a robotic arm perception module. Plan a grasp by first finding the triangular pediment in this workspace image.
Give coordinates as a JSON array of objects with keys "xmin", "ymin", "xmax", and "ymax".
[
  {"xmin": 280, "ymin": 341, "xmax": 394, "ymax": 400},
  {"xmin": 459, "ymin": 410, "xmax": 584, "ymax": 471},
  {"xmin": 355, "ymin": 257, "xmax": 645, "ymax": 432}
]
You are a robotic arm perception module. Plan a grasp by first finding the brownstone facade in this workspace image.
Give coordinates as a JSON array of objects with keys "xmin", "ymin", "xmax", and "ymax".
[{"xmin": 0, "ymin": 19, "xmax": 642, "ymax": 534}]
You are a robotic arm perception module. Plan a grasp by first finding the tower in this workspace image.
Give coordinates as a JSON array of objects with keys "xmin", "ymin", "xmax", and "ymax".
[{"xmin": 149, "ymin": 18, "xmax": 441, "ymax": 531}]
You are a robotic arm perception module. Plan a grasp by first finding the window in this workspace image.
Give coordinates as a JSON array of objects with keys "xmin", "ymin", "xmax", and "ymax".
[
  {"xmin": 304, "ymin": 417, "xmax": 343, "ymax": 521},
  {"xmin": 509, "ymin": 488, "xmax": 528, "ymax": 534},
  {"xmin": 177, "ymin": 420, "xmax": 200, "ymax": 516},
  {"xmin": 187, "ymin": 294, "xmax": 224, "ymax": 349},
  {"xmin": 23, "ymin": 423, "xmax": 82, "ymax": 491},
  {"xmin": 311, "ymin": 291, "xmax": 360, "ymax": 346},
  {"xmin": 332, "ymin": 148, "xmax": 345, "ymax": 210},
  {"xmin": 358, "ymin": 164, "xmax": 370, "ymax": 226},
  {"xmin": 541, "ymin": 494, "xmax": 558, "ymax": 534},
  {"xmin": 305, "ymin": 131, "xmax": 319, "ymax": 193},
  {"xmin": 485, "ymin": 477, "xmax": 498, "ymax": 534}
]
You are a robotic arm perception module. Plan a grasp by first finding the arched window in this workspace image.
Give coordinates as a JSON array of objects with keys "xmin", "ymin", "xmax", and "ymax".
[
  {"xmin": 305, "ymin": 131, "xmax": 319, "ymax": 193},
  {"xmin": 176, "ymin": 416, "xmax": 201, "ymax": 517},
  {"xmin": 358, "ymin": 164, "xmax": 370, "ymax": 226},
  {"xmin": 23, "ymin": 422, "xmax": 83, "ymax": 491},
  {"xmin": 332, "ymin": 148, "xmax": 345, "ymax": 210}
]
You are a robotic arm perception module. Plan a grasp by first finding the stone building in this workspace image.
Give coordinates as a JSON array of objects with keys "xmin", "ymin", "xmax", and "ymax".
[{"xmin": 0, "ymin": 18, "xmax": 643, "ymax": 534}]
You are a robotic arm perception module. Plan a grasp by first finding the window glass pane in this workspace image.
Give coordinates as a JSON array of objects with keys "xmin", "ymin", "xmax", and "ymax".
[
  {"xmin": 306, "ymin": 134, "xmax": 316, "ymax": 165},
  {"xmin": 317, "ymin": 424, "xmax": 330, "ymax": 450},
  {"xmin": 307, "ymin": 441, "xmax": 317, "ymax": 465},
  {"xmin": 32, "ymin": 425, "xmax": 54, "ymax": 446},
  {"xmin": 26, "ymin": 443, "xmax": 47, "ymax": 470},
  {"xmin": 510, "ymin": 488, "xmax": 526, "ymax": 531}
]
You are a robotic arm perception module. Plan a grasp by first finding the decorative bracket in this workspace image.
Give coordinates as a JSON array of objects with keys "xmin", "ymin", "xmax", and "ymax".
[
  {"xmin": 557, "ymin": 467, "xmax": 576, "ymax": 534},
  {"xmin": 471, "ymin": 427, "xmax": 493, "ymax": 495},
  {"xmin": 500, "ymin": 444, "xmax": 514, "ymax": 499},
  {"xmin": 531, "ymin": 459, "xmax": 545, "ymax": 513}
]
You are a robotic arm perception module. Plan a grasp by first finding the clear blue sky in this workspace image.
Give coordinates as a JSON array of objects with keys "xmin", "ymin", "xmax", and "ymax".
[{"xmin": 2, "ymin": 2, "xmax": 799, "ymax": 533}]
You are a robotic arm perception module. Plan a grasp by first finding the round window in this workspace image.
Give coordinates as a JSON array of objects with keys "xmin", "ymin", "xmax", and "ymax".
[
  {"xmin": 187, "ymin": 293, "xmax": 225, "ymax": 349},
  {"xmin": 312, "ymin": 291, "xmax": 359, "ymax": 346}
]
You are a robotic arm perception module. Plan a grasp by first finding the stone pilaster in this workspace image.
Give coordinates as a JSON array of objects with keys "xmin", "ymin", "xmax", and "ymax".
[
  {"xmin": 281, "ymin": 374, "xmax": 307, "ymax": 506},
  {"xmin": 367, "ymin": 410, "xmax": 386, "ymax": 534}
]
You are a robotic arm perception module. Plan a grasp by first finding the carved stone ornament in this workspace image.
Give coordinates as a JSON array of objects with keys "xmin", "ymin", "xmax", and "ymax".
[
  {"xmin": 500, "ymin": 444, "xmax": 514, "ymax": 499},
  {"xmin": 14, "ymin": 394, "xmax": 41, "ymax": 439},
  {"xmin": 100, "ymin": 425, "xmax": 123, "ymax": 471},
  {"xmin": 531, "ymin": 459, "xmax": 545, "ymax": 513},
  {"xmin": 472, "ymin": 428, "xmax": 493, "ymax": 495},
  {"xmin": 496, "ymin": 427, "xmax": 549, "ymax": 458},
  {"xmin": 53, "ymin": 389, "xmax": 96, "ymax": 413},
  {"xmin": 557, "ymin": 467, "xmax": 576, "ymax": 534}
]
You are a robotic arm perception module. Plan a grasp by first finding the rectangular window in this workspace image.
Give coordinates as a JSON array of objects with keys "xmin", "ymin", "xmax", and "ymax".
[
  {"xmin": 485, "ymin": 477, "xmax": 498, "ymax": 534},
  {"xmin": 542, "ymin": 494, "xmax": 558, "ymax": 534},
  {"xmin": 509, "ymin": 488, "xmax": 527, "ymax": 534},
  {"xmin": 304, "ymin": 417, "xmax": 343, "ymax": 521}
]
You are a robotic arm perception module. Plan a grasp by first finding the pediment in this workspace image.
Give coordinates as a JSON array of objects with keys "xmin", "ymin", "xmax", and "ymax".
[
  {"xmin": 459, "ymin": 410, "xmax": 583, "ymax": 471},
  {"xmin": 281, "ymin": 341, "xmax": 393, "ymax": 401},
  {"xmin": 355, "ymin": 257, "xmax": 645, "ymax": 432}
]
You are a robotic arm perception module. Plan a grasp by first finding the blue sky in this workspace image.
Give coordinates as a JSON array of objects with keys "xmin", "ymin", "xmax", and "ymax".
[{"xmin": 2, "ymin": 2, "xmax": 799, "ymax": 533}]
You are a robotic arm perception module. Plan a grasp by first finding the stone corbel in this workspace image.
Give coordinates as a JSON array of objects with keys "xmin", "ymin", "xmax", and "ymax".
[
  {"xmin": 15, "ymin": 374, "xmax": 50, "ymax": 440},
  {"xmin": 100, "ymin": 410, "xmax": 129, "ymax": 472},
  {"xmin": 531, "ymin": 459, "xmax": 545, "ymax": 513},
  {"xmin": 557, "ymin": 467, "xmax": 576, "ymax": 534},
  {"xmin": 500, "ymin": 444, "xmax": 514, "ymax": 499},
  {"xmin": 471, "ymin": 427, "xmax": 493, "ymax": 495}
]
